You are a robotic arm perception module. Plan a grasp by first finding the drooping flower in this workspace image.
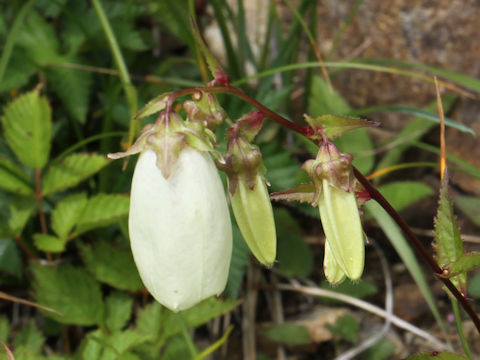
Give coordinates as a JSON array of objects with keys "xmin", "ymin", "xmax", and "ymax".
[
  {"xmin": 109, "ymin": 111, "xmax": 232, "ymax": 311},
  {"xmin": 303, "ymin": 141, "xmax": 365, "ymax": 284}
]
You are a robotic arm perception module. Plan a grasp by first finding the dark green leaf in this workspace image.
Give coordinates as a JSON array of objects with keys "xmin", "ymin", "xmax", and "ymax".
[
  {"xmin": 33, "ymin": 233, "xmax": 66, "ymax": 253},
  {"xmin": 32, "ymin": 264, "xmax": 104, "ymax": 325},
  {"xmin": 260, "ymin": 324, "xmax": 312, "ymax": 345},
  {"xmin": 74, "ymin": 194, "xmax": 129, "ymax": 235},
  {"xmin": 434, "ymin": 178, "xmax": 465, "ymax": 293},
  {"xmin": 406, "ymin": 352, "xmax": 468, "ymax": 360},
  {"xmin": 468, "ymin": 271, "xmax": 480, "ymax": 298},
  {"xmin": 321, "ymin": 279, "xmax": 377, "ymax": 303},
  {"xmin": 161, "ymin": 335, "xmax": 192, "ymax": 360},
  {"xmin": 361, "ymin": 338, "xmax": 395, "ymax": 360},
  {"xmin": 42, "ymin": 153, "xmax": 109, "ymax": 196},
  {"xmin": 1, "ymin": 90, "xmax": 52, "ymax": 169},
  {"xmin": 14, "ymin": 321, "xmax": 45, "ymax": 355},
  {"xmin": 334, "ymin": 128, "xmax": 374, "ymax": 174},
  {"xmin": 0, "ymin": 315, "xmax": 8, "ymax": 343},
  {"xmin": 308, "ymin": 76, "xmax": 350, "ymax": 115},
  {"xmin": 8, "ymin": 197, "xmax": 36, "ymax": 237},
  {"xmin": 104, "ymin": 291, "xmax": 133, "ymax": 332},
  {"xmin": 305, "ymin": 114, "xmax": 377, "ymax": 140},
  {"xmin": 262, "ymin": 142, "xmax": 301, "ymax": 192},
  {"xmin": 455, "ymin": 195, "xmax": 480, "ymax": 227},
  {"xmin": 378, "ymin": 181, "xmax": 434, "ymax": 213},
  {"xmin": 136, "ymin": 302, "xmax": 163, "ymax": 338},
  {"xmin": 0, "ymin": 156, "xmax": 34, "ymax": 195},
  {"xmin": 224, "ymin": 223, "xmax": 249, "ymax": 299},
  {"xmin": 47, "ymin": 60, "xmax": 92, "ymax": 124},
  {"xmin": 325, "ymin": 314, "xmax": 358, "ymax": 343},
  {"xmin": 275, "ymin": 209, "xmax": 314, "ymax": 278},
  {"xmin": 160, "ymin": 297, "xmax": 238, "ymax": 341},
  {"xmin": 51, "ymin": 192, "xmax": 88, "ymax": 239},
  {"xmin": 79, "ymin": 240, "xmax": 143, "ymax": 292},
  {"xmin": 0, "ymin": 239, "xmax": 22, "ymax": 278}
]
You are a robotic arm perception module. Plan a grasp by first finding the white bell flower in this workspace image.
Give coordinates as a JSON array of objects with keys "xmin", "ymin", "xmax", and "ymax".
[{"xmin": 129, "ymin": 148, "xmax": 232, "ymax": 312}]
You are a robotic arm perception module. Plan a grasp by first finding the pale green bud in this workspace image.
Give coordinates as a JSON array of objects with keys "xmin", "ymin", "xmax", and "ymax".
[
  {"xmin": 129, "ymin": 148, "xmax": 232, "ymax": 311},
  {"xmin": 318, "ymin": 179, "xmax": 364, "ymax": 281},
  {"xmin": 230, "ymin": 175, "xmax": 277, "ymax": 266}
]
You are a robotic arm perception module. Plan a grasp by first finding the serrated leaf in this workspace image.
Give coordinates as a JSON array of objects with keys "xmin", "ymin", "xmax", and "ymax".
[
  {"xmin": 104, "ymin": 291, "xmax": 133, "ymax": 332},
  {"xmin": 0, "ymin": 156, "xmax": 34, "ymax": 195},
  {"xmin": 33, "ymin": 234, "xmax": 66, "ymax": 253},
  {"xmin": 47, "ymin": 60, "xmax": 92, "ymax": 124},
  {"xmin": 445, "ymin": 252, "xmax": 480, "ymax": 277},
  {"xmin": 0, "ymin": 49, "xmax": 37, "ymax": 93},
  {"xmin": 434, "ymin": 177, "xmax": 465, "ymax": 294},
  {"xmin": 378, "ymin": 181, "xmax": 434, "ymax": 213},
  {"xmin": 136, "ymin": 302, "xmax": 163, "ymax": 337},
  {"xmin": 304, "ymin": 114, "xmax": 378, "ymax": 141},
  {"xmin": 42, "ymin": 153, "xmax": 109, "ymax": 196},
  {"xmin": 406, "ymin": 352, "xmax": 467, "ymax": 360},
  {"xmin": 0, "ymin": 239, "xmax": 22, "ymax": 278},
  {"xmin": 270, "ymin": 183, "xmax": 315, "ymax": 204},
  {"xmin": 14, "ymin": 321, "xmax": 45, "ymax": 355},
  {"xmin": 262, "ymin": 142, "xmax": 301, "ymax": 192},
  {"xmin": 78, "ymin": 240, "xmax": 143, "ymax": 292},
  {"xmin": 51, "ymin": 192, "xmax": 88, "ymax": 239},
  {"xmin": 8, "ymin": 197, "xmax": 36, "ymax": 237},
  {"xmin": 135, "ymin": 93, "xmax": 168, "ymax": 120},
  {"xmin": 160, "ymin": 297, "xmax": 238, "ymax": 341},
  {"xmin": 275, "ymin": 209, "xmax": 313, "ymax": 278},
  {"xmin": 224, "ymin": 223, "xmax": 249, "ymax": 299},
  {"xmin": 32, "ymin": 264, "xmax": 104, "ymax": 325},
  {"xmin": 1, "ymin": 90, "xmax": 52, "ymax": 169},
  {"xmin": 74, "ymin": 194, "xmax": 129, "ymax": 235},
  {"xmin": 260, "ymin": 324, "xmax": 312, "ymax": 345},
  {"xmin": 17, "ymin": 11, "xmax": 59, "ymax": 65}
]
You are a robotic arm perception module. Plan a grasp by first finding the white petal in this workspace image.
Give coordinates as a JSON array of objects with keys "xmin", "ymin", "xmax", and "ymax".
[{"xmin": 129, "ymin": 148, "xmax": 232, "ymax": 311}]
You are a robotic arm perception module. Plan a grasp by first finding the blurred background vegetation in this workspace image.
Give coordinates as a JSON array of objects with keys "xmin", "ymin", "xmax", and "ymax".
[{"xmin": 0, "ymin": 0, "xmax": 480, "ymax": 359}]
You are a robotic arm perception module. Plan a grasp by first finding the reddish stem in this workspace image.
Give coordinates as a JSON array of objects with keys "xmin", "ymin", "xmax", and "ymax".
[{"xmin": 354, "ymin": 167, "xmax": 480, "ymax": 334}]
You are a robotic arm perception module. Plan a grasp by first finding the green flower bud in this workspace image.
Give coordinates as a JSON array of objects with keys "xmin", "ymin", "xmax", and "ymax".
[
  {"xmin": 323, "ymin": 240, "xmax": 346, "ymax": 285},
  {"xmin": 318, "ymin": 178, "xmax": 364, "ymax": 281},
  {"xmin": 230, "ymin": 175, "xmax": 277, "ymax": 266}
]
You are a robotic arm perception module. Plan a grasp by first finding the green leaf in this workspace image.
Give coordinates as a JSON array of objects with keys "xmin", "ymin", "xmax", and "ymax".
[
  {"xmin": 378, "ymin": 181, "xmax": 434, "ymax": 213},
  {"xmin": 42, "ymin": 153, "xmax": 109, "ymax": 196},
  {"xmin": 136, "ymin": 302, "xmax": 163, "ymax": 338},
  {"xmin": 468, "ymin": 272, "xmax": 480, "ymax": 298},
  {"xmin": 104, "ymin": 291, "xmax": 133, "ymax": 332},
  {"xmin": 32, "ymin": 264, "xmax": 104, "ymax": 325},
  {"xmin": 325, "ymin": 314, "xmax": 358, "ymax": 343},
  {"xmin": 365, "ymin": 201, "xmax": 447, "ymax": 336},
  {"xmin": 134, "ymin": 93, "xmax": 168, "ymax": 120},
  {"xmin": 74, "ymin": 193, "xmax": 129, "ymax": 235},
  {"xmin": 224, "ymin": 223, "xmax": 249, "ymax": 299},
  {"xmin": 79, "ymin": 240, "xmax": 143, "ymax": 292},
  {"xmin": 0, "ymin": 239, "xmax": 22, "ymax": 278},
  {"xmin": 334, "ymin": 128, "xmax": 374, "ymax": 174},
  {"xmin": 304, "ymin": 114, "xmax": 377, "ymax": 140},
  {"xmin": 455, "ymin": 195, "xmax": 480, "ymax": 227},
  {"xmin": 160, "ymin": 297, "xmax": 238, "ymax": 341},
  {"xmin": 275, "ymin": 209, "xmax": 313, "ymax": 278},
  {"xmin": 46, "ymin": 60, "xmax": 92, "ymax": 124},
  {"xmin": 260, "ymin": 324, "xmax": 312, "ymax": 345},
  {"xmin": 361, "ymin": 338, "xmax": 395, "ymax": 360},
  {"xmin": 51, "ymin": 192, "xmax": 88, "ymax": 239},
  {"xmin": 321, "ymin": 279, "xmax": 377, "ymax": 303},
  {"xmin": 446, "ymin": 252, "xmax": 480, "ymax": 277},
  {"xmin": 8, "ymin": 197, "xmax": 36, "ymax": 237},
  {"xmin": 375, "ymin": 96, "xmax": 456, "ymax": 173},
  {"xmin": 0, "ymin": 315, "xmax": 8, "ymax": 343},
  {"xmin": 161, "ymin": 335, "xmax": 192, "ymax": 360},
  {"xmin": 14, "ymin": 321, "xmax": 45, "ymax": 355},
  {"xmin": 1, "ymin": 90, "xmax": 52, "ymax": 169},
  {"xmin": 261, "ymin": 142, "xmax": 301, "ymax": 192},
  {"xmin": 33, "ymin": 233, "xmax": 66, "ymax": 253},
  {"xmin": 406, "ymin": 352, "xmax": 468, "ymax": 360},
  {"xmin": 17, "ymin": 11, "xmax": 59, "ymax": 65},
  {"xmin": 308, "ymin": 76, "xmax": 351, "ymax": 115},
  {"xmin": 0, "ymin": 156, "xmax": 34, "ymax": 195},
  {"xmin": 434, "ymin": 178, "xmax": 465, "ymax": 293}
]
